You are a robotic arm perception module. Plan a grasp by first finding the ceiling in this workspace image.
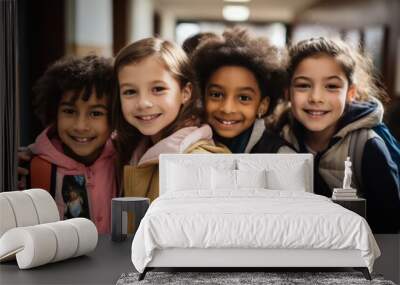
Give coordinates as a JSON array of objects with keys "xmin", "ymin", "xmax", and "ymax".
[{"xmin": 153, "ymin": 0, "xmax": 322, "ymax": 22}]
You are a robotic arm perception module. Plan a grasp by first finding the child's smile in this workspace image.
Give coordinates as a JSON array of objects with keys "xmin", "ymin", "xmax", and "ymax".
[
  {"xmin": 134, "ymin": 113, "xmax": 162, "ymax": 122},
  {"xmin": 302, "ymin": 108, "xmax": 331, "ymax": 119},
  {"xmin": 213, "ymin": 115, "xmax": 243, "ymax": 128},
  {"xmin": 68, "ymin": 135, "xmax": 97, "ymax": 144}
]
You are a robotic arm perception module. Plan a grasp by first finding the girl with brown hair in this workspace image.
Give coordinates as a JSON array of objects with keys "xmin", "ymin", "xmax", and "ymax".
[
  {"xmin": 112, "ymin": 38, "xmax": 228, "ymax": 201},
  {"xmin": 282, "ymin": 37, "xmax": 399, "ymax": 233}
]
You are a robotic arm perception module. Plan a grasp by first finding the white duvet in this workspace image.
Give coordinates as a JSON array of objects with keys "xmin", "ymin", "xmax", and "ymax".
[{"xmin": 131, "ymin": 190, "xmax": 380, "ymax": 273}]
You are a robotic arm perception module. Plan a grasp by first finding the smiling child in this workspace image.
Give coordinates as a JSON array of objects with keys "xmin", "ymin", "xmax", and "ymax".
[
  {"xmin": 191, "ymin": 27, "xmax": 294, "ymax": 153},
  {"xmin": 282, "ymin": 37, "xmax": 400, "ymax": 233},
  {"xmin": 112, "ymin": 38, "xmax": 229, "ymax": 201},
  {"xmin": 28, "ymin": 55, "xmax": 117, "ymax": 234}
]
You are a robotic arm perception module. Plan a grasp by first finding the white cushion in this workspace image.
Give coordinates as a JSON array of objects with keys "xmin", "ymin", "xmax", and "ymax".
[
  {"xmin": 0, "ymin": 189, "xmax": 60, "ymax": 238},
  {"xmin": 266, "ymin": 164, "xmax": 307, "ymax": 191},
  {"xmin": 212, "ymin": 168, "xmax": 237, "ymax": 190},
  {"xmin": 0, "ymin": 189, "xmax": 97, "ymax": 269},
  {"xmin": 1, "ymin": 226, "xmax": 58, "ymax": 269},
  {"xmin": 24, "ymin": 189, "xmax": 60, "ymax": 224},
  {"xmin": 0, "ymin": 191, "xmax": 39, "ymax": 227},
  {"xmin": 0, "ymin": 218, "xmax": 97, "ymax": 269},
  {"xmin": 238, "ymin": 158, "xmax": 309, "ymax": 192},
  {"xmin": 0, "ymin": 196, "xmax": 16, "ymax": 237},
  {"xmin": 159, "ymin": 154, "xmax": 237, "ymax": 195},
  {"xmin": 166, "ymin": 162, "xmax": 211, "ymax": 191},
  {"xmin": 160, "ymin": 154, "xmax": 313, "ymax": 194},
  {"xmin": 236, "ymin": 169, "xmax": 267, "ymax": 189},
  {"xmin": 211, "ymin": 169, "xmax": 267, "ymax": 190},
  {"xmin": 65, "ymin": 218, "xmax": 98, "ymax": 257},
  {"xmin": 42, "ymin": 221, "xmax": 79, "ymax": 262}
]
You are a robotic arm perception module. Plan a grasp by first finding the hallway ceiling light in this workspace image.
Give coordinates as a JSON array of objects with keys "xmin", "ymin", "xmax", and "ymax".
[
  {"xmin": 223, "ymin": 5, "xmax": 250, "ymax": 21},
  {"xmin": 224, "ymin": 0, "xmax": 251, "ymax": 2}
]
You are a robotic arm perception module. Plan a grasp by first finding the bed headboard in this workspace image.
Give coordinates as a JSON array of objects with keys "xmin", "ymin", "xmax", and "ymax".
[{"xmin": 159, "ymin": 154, "xmax": 314, "ymax": 195}]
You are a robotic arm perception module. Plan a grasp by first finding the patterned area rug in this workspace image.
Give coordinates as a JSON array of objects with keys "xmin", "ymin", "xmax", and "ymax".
[{"xmin": 116, "ymin": 271, "xmax": 396, "ymax": 285}]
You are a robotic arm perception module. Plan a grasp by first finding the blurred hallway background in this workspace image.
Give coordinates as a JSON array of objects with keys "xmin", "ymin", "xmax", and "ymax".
[{"xmin": 16, "ymin": 0, "xmax": 400, "ymax": 145}]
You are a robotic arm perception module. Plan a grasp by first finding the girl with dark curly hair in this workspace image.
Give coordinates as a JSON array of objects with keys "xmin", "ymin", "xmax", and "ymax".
[
  {"xmin": 26, "ymin": 54, "xmax": 117, "ymax": 234},
  {"xmin": 191, "ymin": 27, "xmax": 294, "ymax": 153}
]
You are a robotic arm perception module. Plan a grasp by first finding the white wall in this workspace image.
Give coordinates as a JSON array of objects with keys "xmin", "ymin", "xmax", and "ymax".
[
  {"xmin": 75, "ymin": 0, "xmax": 112, "ymax": 46},
  {"xmin": 128, "ymin": 0, "xmax": 154, "ymax": 42},
  {"xmin": 66, "ymin": 0, "xmax": 113, "ymax": 56},
  {"xmin": 160, "ymin": 10, "xmax": 175, "ymax": 41}
]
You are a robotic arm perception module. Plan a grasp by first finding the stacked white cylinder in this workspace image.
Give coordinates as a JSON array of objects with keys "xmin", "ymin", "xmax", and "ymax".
[
  {"xmin": 0, "ymin": 189, "xmax": 60, "ymax": 236},
  {"xmin": 0, "ymin": 189, "xmax": 98, "ymax": 269}
]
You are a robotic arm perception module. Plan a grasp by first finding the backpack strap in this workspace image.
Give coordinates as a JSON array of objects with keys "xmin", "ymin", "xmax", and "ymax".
[
  {"xmin": 348, "ymin": 129, "xmax": 369, "ymax": 193},
  {"xmin": 29, "ymin": 157, "xmax": 56, "ymax": 197},
  {"xmin": 373, "ymin": 123, "xmax": 400, "ymax": 166}
]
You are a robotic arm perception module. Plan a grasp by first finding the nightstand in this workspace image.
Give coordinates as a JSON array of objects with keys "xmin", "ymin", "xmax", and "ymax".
[
  {"xmin": 111, "ymin": 197, "xmax": 150, "ymax": 242},
  {"xmin": 331, "ymin": 198, "xmax": 366, "ymax": 218}
]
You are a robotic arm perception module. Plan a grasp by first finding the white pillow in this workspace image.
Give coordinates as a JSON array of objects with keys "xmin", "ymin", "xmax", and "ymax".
[
  {"xmin": 211, "ymin": 168, "xmax": 236, "ymax": 190},
  {"xmin": 211, "ymin": 169, "xmax": 267, "ymax": 190},
  {"xmin": 266, "ymin": 163, "xmax": 307, "ymax": 191},
  {"xmin": 167, "ymin": 162, "xmax": 211, "ymax": 191},
  {"xmin": 236, "ymin": 169, "xmax": 267, "ymax": 189}
]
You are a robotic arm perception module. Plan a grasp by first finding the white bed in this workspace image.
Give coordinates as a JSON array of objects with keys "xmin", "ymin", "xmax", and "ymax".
[{"xmin": 131, "ymin": 154, "xmax": 380, "ymax": 280}]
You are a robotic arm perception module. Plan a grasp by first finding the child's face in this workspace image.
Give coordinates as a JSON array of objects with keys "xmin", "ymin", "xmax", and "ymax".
[
  {"xmin": 69, "ymin": 191, "xmax": 78, "ymax": 200},
  {"xmin": 290, "ymin": 54, "xmax": 354, "ymax": 139},
  {"xmin": 205, "ymin": 66, "xmax": 269, "ymax": 138},
  {"xmin": 57, "ymin": 90, "xmax": 110, "ymax": 164},
  {"xmin": 118, "ymin": 55, "xmax": 190, "ymax": 142}
]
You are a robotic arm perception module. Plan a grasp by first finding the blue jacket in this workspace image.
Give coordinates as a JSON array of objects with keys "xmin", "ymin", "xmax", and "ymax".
[{"xmin": 282, "ymin": 99, "xmax": 400, "ymax": 233}]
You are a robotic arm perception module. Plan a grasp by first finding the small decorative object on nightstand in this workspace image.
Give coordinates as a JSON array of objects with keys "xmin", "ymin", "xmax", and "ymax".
[
  {"xmin": 331, "ymin": 157, "xmax": 366, "ymax": 218},
  {"xmin": 111, "ymin": 197, "xmax": 150, "ymax": 242},
  {"xmin": 332, "ymin": 157, "xmax": 358, "ymax": 200}
]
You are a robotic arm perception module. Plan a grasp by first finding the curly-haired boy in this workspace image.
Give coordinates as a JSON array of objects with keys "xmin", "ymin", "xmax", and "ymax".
[{"xmin": 27, "ymin": 55, "xmax": 116, "ymax": 234}]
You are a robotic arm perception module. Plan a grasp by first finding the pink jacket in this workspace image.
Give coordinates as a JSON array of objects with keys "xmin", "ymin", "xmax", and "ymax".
[
  {"xmin": 123, "ymin": 125, "xmax": 229, "ymax": 201},
  {"xmin": 130, "ymin": 125, "xmax": 215, "ymax": 166},
  {"xmin": 30, "ymin": 127, "xmax": 117, "ymax": 234}
]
